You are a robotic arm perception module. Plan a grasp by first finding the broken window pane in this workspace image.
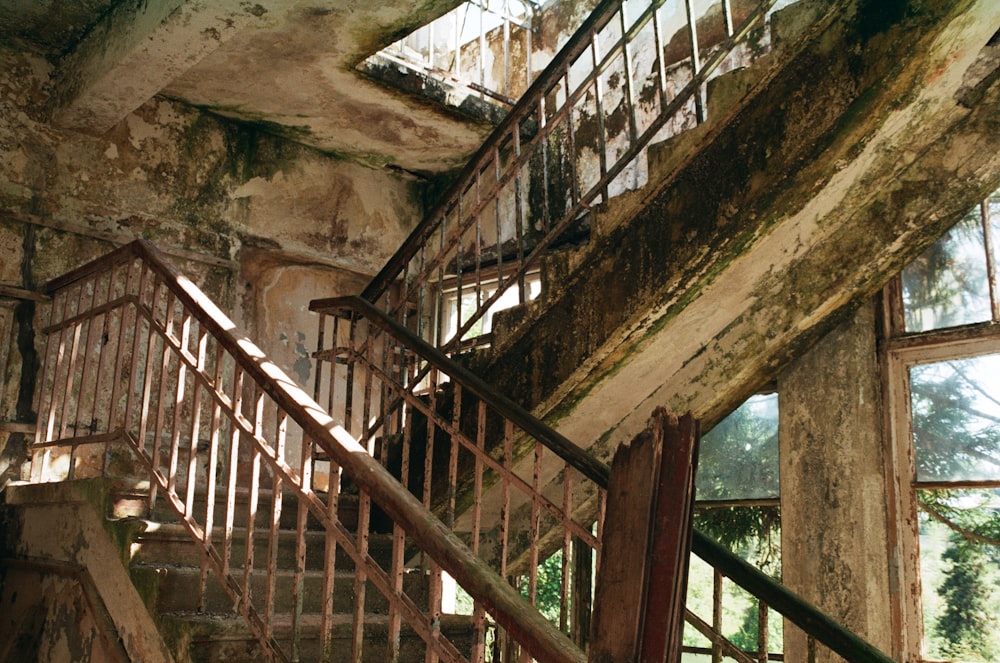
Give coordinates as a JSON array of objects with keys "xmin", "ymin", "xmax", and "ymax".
[
  {"xmin": 696, "ymin": 392, "xmax": 779, "ymax": 500},
  {"xmin": 911, "ymin": 354, "xmax": 1000, "ymax": 483},
  {"xmin": 902, "ymin": 206, "xmax": 991, "ymax": 332}
]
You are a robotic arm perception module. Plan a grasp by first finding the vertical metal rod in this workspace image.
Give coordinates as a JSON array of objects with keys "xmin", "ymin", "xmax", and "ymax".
[
  {"xmin": 107, "ymin": 257, "xmax": 139, "ymax": 432},
  {"xmin": 137, "ymin": 278, "xmax": 162, "ymax": 473},
  {"xmin": 167, "ymin": 310, "xmax": 191, "ymax": 493},
  {"xmin": 475, "ymin": 206, "xmax": 483, "ymax": 329},
  {"xmin": 292, "ymin": 416, "xmax": 313, "ymax": 663},
  {"xmin": 712, "ymin": 569, "xmax": 723, "ymax": 663},
  {"xmin": 538, "ymin": 97, "xmax": 551, "ymax": 232},
  {"xmin": 652, "ymin": 0, "xmax": 669, "ymax": 113},
  {"xmin": 263, "ymin": 411, "xmax": 286, "ymax": 640},
  {"xmin": 33, "ymin": 288, "xmax": 63, "ymax": 482},
  {"xmin": 471, "ymin": 400, "xmax": 487, "ymax": 662},
  {"xmin": 347, "ymin": 315, "xmax": 360, "ymax": 434},
  {"xmin": 453, "ymin": 4, "xmax": 461, "ymax": 77},
  {"xmin": 499, "ymin": 419, "xmax": 514, "ymax": 579},
  {"xmin": 94, "ymin": 266, "xmax": 120, "ymax": 472},
  {"xmin": 222, "ymin": 368, "xmax": 244, "ymax": 577},
  {"xmin": 570, "ymin": 535, "xmax": 592, "ymax": 649},
  {"xmin": 186, "ymin": 328, "xmax": 208, "ymax": 515},
  {"xmin": 559, "ymin": 465, "xmax": 573, "ymax": 633},
  {"xmin": 200, "ymin": 345, "xmax": 226, "ymax": 612},
  {"xmin": 58, "ymin": 282, "xmax": 84, "ymax": 452},
  {"xmin": 479, "ymin": 0, "xmax": 486, "ymax": 97},
  {"xmin": 526, "ymin": 442, "xmax": 542, "ymax": 608},
  {"xmin": 447, "ymin": 383, "xmax": 462, "ymax": 529},
  {"xmin": 503, "ymin": 3, "xmax": 512, "ymax": 99},
  {"xmin": 351, "ymin": 488, "xmax": 371, "ymax": 662},
  {"xmin": 565, "ymin": 67, "xmax": 581, "ymax": 207},
  {"xmin": 758, "ymin": 602, "xmax": 769, "ymax": 662},
  {"xmin": 590, "ymin": 30, "xmax": 609, "ymax": 202},
  {"xmin": 424, "ymin": 367, "xmax": 438, "ymax": 510},
  {"xmin": 321, "ymin": 455, "xmax": 341, "ymax": 663},
  {"xmin": 722, "ymin": 0, "xmax": 735, "ymax": 37},
  {"xmin": 619, "ymin": 4, "xmax": 639, "ymax": 152},
  {"xmin": 73, "ymin": 273, "xmax": 100, "ymax": 445},
  {"xmin": 242, "ymin": 390, "xmax": 264, "ymax": 608},
  {"xmin": 512, "ymin": 128, "xmax": 526, "ymax": 304},
  {"xmin": 148, "ymin": 290, "xmax": 178, "ymax": 512},
  {"xmin": 42, "ymin": 289, "xmax": 71, "ymax": 480},
  {"xmin": 427, "ymin": 559, "xmax": 444, "ymax": 663},
  {"xmin": 123, "ymin": 264, "xmax": 151, "ymax": 435},
  {"xmin": 684, "ymin": 0, "xmax": 706, "ymax": 122},
  {"xmin": 493, "ymin": 148, "xmax": 505, "ymax": 292}
]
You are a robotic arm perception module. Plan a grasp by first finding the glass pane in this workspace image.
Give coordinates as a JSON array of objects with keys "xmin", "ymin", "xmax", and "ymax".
[
  {"xmin": 697, "ymin": 393, "xmax": 779, "ymax": 500},
  {"xmin": 917, "ymin": 489, "xmax": 1000, "ymax": 661},
  {"xmin": 911, "ymin": 354, "xmax": 1000, "ymax": 482},
  {"xmin": 902, "ymin": 206, "xmax": 990, "ymax": 332},
  {"xmin": 685, "ymin": 507, "xmax": 781, "ymax": 656}
]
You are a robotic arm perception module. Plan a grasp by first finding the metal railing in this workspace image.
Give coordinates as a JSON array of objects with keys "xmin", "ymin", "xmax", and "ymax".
[
  {"xmin": 310, "ymin": 295, "xmax": 608, "ymax": 651},
  {"xmin": 362, "ymin": 0, "xmax": 539, "ymax": 107},
  {"xmin": 363, "ymin": 0, "xmax": 776, "ymax": 351},
  {"xmin": 30, "ymin": 240, "xmax": 584, "ymax": 663},
  {"xmin": 309, "ymin": 296, "xmax": 897, "ymax": 663}
]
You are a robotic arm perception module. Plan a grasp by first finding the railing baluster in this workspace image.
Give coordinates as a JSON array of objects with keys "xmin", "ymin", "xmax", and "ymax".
[
  {"xmin": 167, "ymin": 308, "xmax": 191, "ymax": 493},
  {"xmin": 242, "ymin": 389, "xmax": 265, "ymax": 609},
  {"xmin": 351, "ymin": 487, "xmax": 371, "ymax": 662},
  {"xmin": 74, "ymin": 273, "xmax": 100, "ymax": 451},
  {"xmin": 185, "ymin": 328, "xmax": 208, "ymax": 515},
  {"xmin": 320, "ymin": 458, "xmax": 341, "ymax": 663},
  {"xmin": 222, "ymin": 367, "xmax": 244, "ymax": 577},
  {"xmin": 34, "ymin": 289, "xmax": 65, "ymax": 482},
  {"xmin": 264, "ymin": 411, "xmax": 286, "ymax": 640},
  {"xmin": 713, "ymin": 569, "xmax": 724, "ymax": 663},
  {"xmin": 200, "ymin": 337, "xmax": 226, "ymax": 612},
  {"xmin": 683, "ymin": 0, "xmax": 706, "ymax": 122},
  {"xmin": 560, "ymin": 465, "xmax": 573, "ymax": 634}
]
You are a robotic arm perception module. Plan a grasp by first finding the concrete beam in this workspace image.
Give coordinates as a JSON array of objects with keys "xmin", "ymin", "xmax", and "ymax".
[{"xmin": 50, "ymin": 0, "xmax": 273, "ymax": 135}]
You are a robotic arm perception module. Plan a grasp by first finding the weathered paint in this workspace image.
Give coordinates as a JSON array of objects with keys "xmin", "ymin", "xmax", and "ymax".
[{"xmin": 779, "ymin": 301, "xmax": 893, "ymax": 661}]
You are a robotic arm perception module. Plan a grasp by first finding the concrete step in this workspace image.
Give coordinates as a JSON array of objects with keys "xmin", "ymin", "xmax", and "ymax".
[
  {"xmin": 130, "ymin": 521, "xmax": 398, "ymax": 572},
  {"xmin": 109, "ymin": 481, "xmax": 363, "ymax": 532},
  {"xmin": 134, "ymin": 562, "xmax": 430, "ymax": 615},
  {"xmin": 160, "ymin": 612, "xmax": 476, "ymax": 663}
]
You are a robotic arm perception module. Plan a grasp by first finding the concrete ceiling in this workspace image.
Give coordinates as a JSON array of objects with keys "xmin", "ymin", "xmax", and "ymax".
[{"xmin": 0, "ymin": 0, "xmax": 492, "ymax": 173}]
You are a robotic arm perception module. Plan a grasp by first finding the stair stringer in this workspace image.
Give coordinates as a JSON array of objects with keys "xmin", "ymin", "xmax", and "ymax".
[
  {"xmin": 473, "ymin": 0, "xmax": 1000, "ymax": 458},
  {"xmin": 0, "ymin": 479, "xmax": 175, "ymax": 663}
]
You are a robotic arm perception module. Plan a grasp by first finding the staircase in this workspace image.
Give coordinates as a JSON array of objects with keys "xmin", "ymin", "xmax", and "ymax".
[{"xmin": 1, "ymin": 0, "xmax": 941, "ymax": 660}]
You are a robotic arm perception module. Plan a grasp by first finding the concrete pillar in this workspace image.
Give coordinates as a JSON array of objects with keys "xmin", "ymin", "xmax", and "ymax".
[{"xmin": 778, "ymin": 300, "xmax": 893, "ymax": 661}]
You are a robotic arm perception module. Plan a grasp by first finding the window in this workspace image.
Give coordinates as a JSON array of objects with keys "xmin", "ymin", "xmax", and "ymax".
[
  {"xmin": 684, "ymin": 393, "xmax": 782, "ymax": 660},
  {"xmin": 885, "ymin": 187, "xmax": 1000, "ymax": 663},
  {"xmin": 438, "ymin": 269, "xmax": 541, "ymax": 347}
]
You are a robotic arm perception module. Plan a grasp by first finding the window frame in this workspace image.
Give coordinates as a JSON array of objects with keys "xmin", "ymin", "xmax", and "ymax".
[{"xmin": 882, "ymin": 271, "xmax": 1000, "ymax": 662}]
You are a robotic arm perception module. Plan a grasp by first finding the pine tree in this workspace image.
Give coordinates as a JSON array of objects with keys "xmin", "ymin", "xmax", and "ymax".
[{"xmin": 933, "ymin": 534, "xmax": 997, "ymax": 661}]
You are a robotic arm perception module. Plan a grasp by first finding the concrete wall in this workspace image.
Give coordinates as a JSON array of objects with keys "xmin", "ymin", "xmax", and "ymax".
[
  {"xmin": 0, "ymin": 46, "xmax": 423, "ymax": 483},
  {"xmin": 779, "ymin": 300, "xmax": 894, "ymax": 660}
]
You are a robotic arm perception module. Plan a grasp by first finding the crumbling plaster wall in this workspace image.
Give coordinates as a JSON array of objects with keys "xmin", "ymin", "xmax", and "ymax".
[
  {"xmin": 0, "ymin": 47, "xmax": 423, "ymax": 481},
  {"xmin": 779, "ymin": 300, "xmax": 893, "ymax": 661}
]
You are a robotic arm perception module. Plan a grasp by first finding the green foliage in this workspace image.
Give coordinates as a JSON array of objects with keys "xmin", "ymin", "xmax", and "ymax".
[
  {"xmin": 697, "ymin": 393, "xmax": 779, "ymax": 502},
  {"xmin": 910, "ymin": 360, "xmax": 1000, "ymax": 483},
  {"xmin": 519, "ymin": 550, "xmax": 566, "ymax": 626},
  {"xmin": 901, "ymin": 207, "xmax": 990, "ymax": 332},
  {"xmin": 933, "ymin": 534, "xmax": 999, "ymax": 661}
]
